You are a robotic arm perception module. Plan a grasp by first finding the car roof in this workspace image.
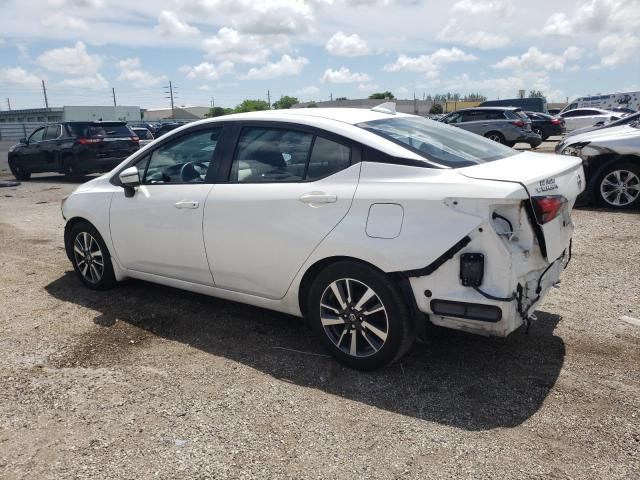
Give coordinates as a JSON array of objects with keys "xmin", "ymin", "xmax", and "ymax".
[{"xmin": 448, "ymin": 106, "xmax": 521, "ymax": 113}]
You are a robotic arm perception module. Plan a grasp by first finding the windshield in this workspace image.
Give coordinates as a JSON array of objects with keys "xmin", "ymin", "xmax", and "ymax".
[{"xmin": 358, "ymin": 116, "xmax": 519, "ymax": 167}]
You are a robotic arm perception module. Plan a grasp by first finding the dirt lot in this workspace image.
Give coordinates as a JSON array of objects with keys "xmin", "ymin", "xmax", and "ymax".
[{"xmin": 0, "ymin": 139, "xmax": 638, "ymax": 479}]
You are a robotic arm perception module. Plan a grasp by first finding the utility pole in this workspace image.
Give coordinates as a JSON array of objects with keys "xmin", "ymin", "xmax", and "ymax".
[
  {"xmin": 164, "ymin": 81, "xmax": 176, "ymax": 119},
  {"xmin": 112, "ymin": 87, "xmax": 117, "ymax": 107},
  {"xmin": 267, "ymin": 90, "xmax": 271, "ymax": 109},
  {"xmin": 413, "ymin": 92, "xmax": 417, "ymax": 114},
  {"xmin": 42, "ymin": 79, "xmax": 49, "ymax": 110},
  {"xmin": 330, "ymin": 93, "xmax": 333, "ymax": 102},
  {"xmin": 6, "ymin": 98, "xmax": 11, "ymax": 111}
]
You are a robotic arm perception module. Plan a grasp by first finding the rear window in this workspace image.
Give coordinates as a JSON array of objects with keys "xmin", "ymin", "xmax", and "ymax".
[
  {"xmin": 67, "ymin": 123, "xmax": 132, "ymax": 137},
  {"xmin": 358, "ymin": 116, "xmax": 518, "ymax": 168},
  {"xmin": 133, "ymin": 128, "xmax": 152, "ymax": 139}
]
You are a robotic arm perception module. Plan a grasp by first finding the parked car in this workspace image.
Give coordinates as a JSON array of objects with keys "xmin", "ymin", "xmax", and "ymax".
[
  {"xmin": 439, "ymin": 107, "xmax": 542, "ymax": 148},
  {"xmin": 61, "ymin": 107, "xmax": 583, "ymax": 370},
  {"xmin": 547, "ymin": 108, "xmax": 561, "ymax": 116},
  {"xmin": 132, "ymin": 127, "xmax": 155, "ymax": 147},
  {"xmin": 567, "ymin": 111, "xmax": 640, "ymax": 137},
  {"xmin": 525, "ymin": 111, "xmax": 565, "ymax": 140},
  {"xmin": 559, "ymin": 108, "xmax": 620, "ymax": 133},
  {"xmin": 610, "ymin": 106, "xmax": 636, "ymax": 115},
  {"xmin": 479, "ymin": 97, "xmax": 547, "ymax": 113},
  {"xmin": 556, "ymin": 122, "xmax": 640, "ymax": 209},
  {"xmin": 8, "ymin": 121, "xmax": 139, "ymax": 181},
  {"xmin": 154, "ymin": 122, "xmax": 181, "ymax": 137},
  {"xmin": 561, "ymin": 91, "xmax": 640, "ymax": 113}
]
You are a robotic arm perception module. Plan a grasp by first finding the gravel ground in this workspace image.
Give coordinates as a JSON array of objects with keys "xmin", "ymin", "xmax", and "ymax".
[{"xmin": 0, "ymin": 139, "xmax": 638, "ymax": 479}]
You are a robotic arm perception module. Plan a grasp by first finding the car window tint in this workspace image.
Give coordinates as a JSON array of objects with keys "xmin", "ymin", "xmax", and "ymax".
[
  {"xmin": 44, "ymin": 125, "xmax": 60, "ymax": 139},
  {"xmin": 306, "ymin": 137, "xmax": 351, "ymax": 180},
  {"xmin": 486, "ymin": 111, "xmax": 506, "ymax": 120},
  {"xmin": 461, "ymin": 111, "xmax": 487, "ymax": 122},
  {"xmin": 231, "ymin": 127, "xmax": 313, "ymax": 183},
  {"xmin": 28, "ymin": 127, "xmax": 46, "ymax": 143},
  {"xmin": 442, "ymin": 112, "xmax": 462, "ymax": 124},
  {"xmin": 143, "ymin": 127, "xmax": 221, "ymax": 184}
]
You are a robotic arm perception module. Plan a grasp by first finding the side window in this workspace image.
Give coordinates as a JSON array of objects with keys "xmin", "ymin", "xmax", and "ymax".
[
  {"xmin": 44, "ymin": 125, "xmax": 60, "ymax": 140},
  {"xmin": 231, "ymin": 128, "xmax": 313, "ymax": 182},
  {"xmin": 306, "ymin": 137, "xmax": 351, "ymax": 181},
  {"xmin": 442, "ymin": 112, "xmax": 462, "ymax": 124},
  {"xmin": 28, "ymin": 127, "xmax": 46, "ymax": 143},
  {"xmin": 142, "ymin": 127, "xmax": 221, "ymax": 184},
  {"xmin": 485, "ymin": 111, "xmax": 505, "ymax": 120},
  {"xmin": 461, "ymin": 111, "xmax": 487, "ymax": 122}
]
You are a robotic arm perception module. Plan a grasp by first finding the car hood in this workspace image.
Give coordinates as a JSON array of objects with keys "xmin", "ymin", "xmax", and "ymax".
[{"xmin": 561, "ymin": 124, "xmax": 640, "ymax": 146}]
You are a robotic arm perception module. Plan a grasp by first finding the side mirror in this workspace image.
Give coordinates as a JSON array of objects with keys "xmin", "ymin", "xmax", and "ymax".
[
  {"xmin": 19, "ymin": 137, "xmax": 28, "ymax": 144},
  {"xmin": 119, "ymin": 166, "xmax": 140, "ymax": 197}
]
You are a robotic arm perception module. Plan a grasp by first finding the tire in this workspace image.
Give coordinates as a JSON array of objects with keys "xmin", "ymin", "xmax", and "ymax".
[
  {"xmin": 505, "ymin": 141, "xmax": 516, "ymax": 148},
  {"xmin": 63, "ymin": 156, "xmax": 85, "ymax": 181},
  {"xmin": 484, "ymin": 132, "xmax": 505, "ymax": 144},
  {"xmin": 68, "ymin": 221, "xmax": 117, "ymax": 290},
  {"xmin": 9, "ymin": 159, "xmax": 31, "ymax": 180},
  {"xmin": 307, "ymin": 261, "xmax": 415, "ymax": 370},
  {"xmin": 595, "ymin": 161, "xmax": 640, "ymax": 210},
  {"xmin": 532, "ymin": 127, "xmax": 546, "ymax": 139}
]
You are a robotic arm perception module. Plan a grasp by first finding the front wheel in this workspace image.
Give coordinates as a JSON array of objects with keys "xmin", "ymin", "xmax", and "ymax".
[
  {"xmin": 484, "ymin": 132, "xmax": 505, "ymax": 144},
  {"xmin": 596, "ymin": 162, "xmax": 640, "ymax": 210},
  {"xmin": 9, "ymin": 159, "xmax": 31, "ymax": 180},
  {"xmin": 68, "ymin": 221, "xmax": 116, "ymax": 290},
  {"xmin": 307, "ymin": 261, "xmax": 415, "ymax": 370}
]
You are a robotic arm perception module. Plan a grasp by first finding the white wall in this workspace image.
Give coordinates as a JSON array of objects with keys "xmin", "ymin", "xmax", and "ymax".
[{"xmin": 63, "ymin": 106, "xmax": 141, "ymax": 122}]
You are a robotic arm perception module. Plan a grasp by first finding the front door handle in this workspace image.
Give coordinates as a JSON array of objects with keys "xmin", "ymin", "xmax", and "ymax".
[
  {"xmin": 174, "ymin": 200, "xmax": 199, "ymax": 209},
  {"xmin": 299, "ymin": 192, "xmax": 337, "ymax": 205}
]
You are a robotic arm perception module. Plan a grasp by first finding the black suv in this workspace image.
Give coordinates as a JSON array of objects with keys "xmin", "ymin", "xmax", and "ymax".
[{"xmin": 8, "ymin": 121, "xmax": 140, "ymax": 180}]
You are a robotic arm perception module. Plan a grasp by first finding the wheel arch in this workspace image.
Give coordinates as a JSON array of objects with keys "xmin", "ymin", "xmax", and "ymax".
[
  {"xmin": 63, "ymin": 217, "xmax": 99, "ymax": 261},
  {"xmin": 587, "ymin": 154, "xmax": 640, "ymax": 199}
]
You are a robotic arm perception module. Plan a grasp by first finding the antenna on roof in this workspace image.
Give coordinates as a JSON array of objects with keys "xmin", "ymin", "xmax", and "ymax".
[{"xmin": 371, "ymin": 102, "xmax": 396, "ymax": 114}]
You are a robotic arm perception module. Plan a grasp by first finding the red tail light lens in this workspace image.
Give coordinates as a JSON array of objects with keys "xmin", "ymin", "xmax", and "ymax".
[
  {"xmin": 130, "ymin": 136, "xmax": 140, "ymax": 145},
  {"xmin": 76, "ymin": 137, "xmax": 104, "ymax": 145},
  {"xmin": 511, "ymin": 120, "xmax": 526, "ymax": 127},
  {"xmin": 532, "ymin": 195, "xmax": 567, "ymax": 224},
  {"xmin": 550, "ymin": 118, "xmax": 561, "ymax": 125}
]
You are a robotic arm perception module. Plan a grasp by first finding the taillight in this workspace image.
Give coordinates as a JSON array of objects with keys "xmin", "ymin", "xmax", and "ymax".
[
  {"xmin": 130, "ymin": 136, "xmax": 139, "ymax": 145},
  {"xmin": 531, "ymin": 195, "xmax": 567, "ymax": 224},
  {"xmin": 550, "ymin": 118, "xmax": 561, "ymax": 125},
  {"xmin": 511, "ymin": 120, "xmax": 526, "ymax": 127},
  {"xmin": 76, "ymin": 137, "xmax": 103, "ymax": 145}
]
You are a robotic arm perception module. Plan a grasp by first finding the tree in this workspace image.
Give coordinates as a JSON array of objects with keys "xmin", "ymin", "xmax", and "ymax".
[
  {"xmin": 528, "ymin": 90, "xmax": 546, "ymax": 99},
  {"xmin": 273, "ymin": 95, "xmax": 299, "ymax": 110},
  {"xmin": 306, "ymin": 101, "xmax": 318, "ymax": 108},
  {"xmin": 335, "ymin": 96, "xmax": 348, "ymax": 101},
  {"xmin": 463, "ymin": 92, "xmax": 487, "ymax": 102},
  {"xmin": 369, "ymin": 91, "xmax": 395, "ymax": 100},
  {"xmin": 204, "ymin": 106, "xmax": 234, "ymax": 118},
  {"xmin": 234, "ymin": 99, "xmax": 270, "ymax": 113},
  {"xmin": 429, "ymin": 104, "xmax": 443, "ymax": 114}
]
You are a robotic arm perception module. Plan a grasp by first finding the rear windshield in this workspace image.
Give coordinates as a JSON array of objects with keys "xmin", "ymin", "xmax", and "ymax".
[
  {"xmin": 67, "ymin": 123, "xmax": 132, "ymax": 137},
  {"xmin": 133, "ymin": 128, "xmax": 152, "ymax": 139},
  {"xmin": 358, "ymin": 116, "xmax": 519, "ymax": 167}
]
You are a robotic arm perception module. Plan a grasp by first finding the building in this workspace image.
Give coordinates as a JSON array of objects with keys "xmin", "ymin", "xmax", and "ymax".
[
  {"xmin": 292, "ymin": 98, "xmax": 483, "ymax": 114},
  {"xmin": 0, "ymin": 105, "xmax": 141, "ymax": 123},
  {"xmin": 143, "ymin": 106, "xmax": 210, "ymax": 121}
]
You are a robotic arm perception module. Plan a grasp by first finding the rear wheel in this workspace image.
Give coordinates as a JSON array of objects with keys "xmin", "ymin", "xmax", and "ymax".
[
  {"xmin": 533, "ymin": 127, "xmax": 547, "ymax": 140},
  {"xmin": 63, "ymin": 156, "xmax": 84, "ymax": 181},
  {"xmin": 484, "ymin": 132, "xmax": 505, "ymax": 144},
  {"xmin": 307, "ymin": 261, "xmax": 415, "ymax": 370},
  {"xmin": 9, "ymin": 159, "xmax": 31, "ymax": 180},
  {"xmin": 596, "ymin": 162, "xmax": 640, "ymax": 210},
  {"xmin": 68, "ymin": 221, "xmax": 116, "ymax": 290}
]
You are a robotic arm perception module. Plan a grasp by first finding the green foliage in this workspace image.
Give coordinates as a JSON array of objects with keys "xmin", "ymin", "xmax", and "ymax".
[
  {"xmin": 273, "ymin": 95, "xmax": 299, "ymax": 110},
  {"xmin": 306, "ymin": 101, "xmax": 318, "ymax": 108},
  {"xmin": 528, "ymin": 90, "xmax": 546, "ymax": 99},
  {"xmin": 369, "ymin": 91, "xmax": 395, "ymax": 100},
  {"xmin": 204, "ymin": 106, "xmax": 234, "ymax": 118},
  {"xmin": 335, "ymin": 97, "xmax": 348, "ymax": 101},
  {"xmin": 429, "ymin": 104, "xmax": 443, "ymax": 114},
  {"xmin": 234, "ymin": 99, "xmax": 270, "ymax": 113}
]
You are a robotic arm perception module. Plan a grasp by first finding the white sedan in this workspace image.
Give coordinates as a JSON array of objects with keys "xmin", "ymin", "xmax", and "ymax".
[
  {"xmin": 61, "ymin": 106, "xmax": 584, "ymax": 370},
  {"xmin": 559, "ymin": 108, "xmax": 620, "ymax": 133}
]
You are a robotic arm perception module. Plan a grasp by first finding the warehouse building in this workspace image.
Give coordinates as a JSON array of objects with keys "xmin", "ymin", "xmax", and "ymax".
[{"xmin": 0, "ymin": 105, "xmax": 141, "ymax": 123}]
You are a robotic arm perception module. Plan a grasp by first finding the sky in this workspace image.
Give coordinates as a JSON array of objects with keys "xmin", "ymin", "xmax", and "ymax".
[{"xmin": 0, "ymin": 0, "xmax": 638, "ymax": 110}]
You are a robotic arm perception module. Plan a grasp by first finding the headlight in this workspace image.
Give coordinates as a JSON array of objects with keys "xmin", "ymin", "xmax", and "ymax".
[
  {"xmin": 561, "ymin": 145, "xmax": 583, "ymax": 156},
  {"xmin": 61, "ymin": 195, "xmax": 69, "ymax": 219},
  {"xmin": 8, "ymin": 144, "xmax": 17, "ymax": 153}
]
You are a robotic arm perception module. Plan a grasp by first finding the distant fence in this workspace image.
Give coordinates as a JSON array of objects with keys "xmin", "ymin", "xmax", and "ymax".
[{"xmin": 0, "ymin": 122, "xmax": 43, "ymax": 141}]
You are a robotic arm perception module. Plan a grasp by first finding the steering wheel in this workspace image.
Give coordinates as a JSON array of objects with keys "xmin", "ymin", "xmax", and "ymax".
[{"xmin": 180, "ymin": 161, "xmax": 207, "ymax": 182}]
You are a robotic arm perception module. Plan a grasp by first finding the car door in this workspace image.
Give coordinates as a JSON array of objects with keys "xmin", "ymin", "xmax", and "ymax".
[
  {"xmin": 109, "ymin": 125, "xmax": 225, "ymax": 285},
  {"xmin": 459, "ymin": 110, "xmax": 488, "ymax": 135},
  {"xmin": 20, "ymin": 126, "xmax": 47, "ymax": 170},
  {"xmin": 203, "ymin": 123, "xmax": 361, "ymax": 299},
  {"xmin": 561, "ymin": 110, "xmax": 587, "ymax": 132},
  {"xmin": 40, "ymin": 125, "xmax": 61, "ymax": 169}
]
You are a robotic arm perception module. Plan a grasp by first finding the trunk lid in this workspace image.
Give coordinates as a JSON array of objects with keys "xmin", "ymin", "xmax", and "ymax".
[{"xmin": 457, "ymin": 152, "xmax": 585, "ymax": 261}]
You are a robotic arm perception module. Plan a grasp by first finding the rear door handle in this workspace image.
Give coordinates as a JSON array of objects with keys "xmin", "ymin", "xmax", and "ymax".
[
  {"xmin": 174, "ymin": 200, "xmax": 199, "ymax": 209},
  {"xmin": 299, "ymin": 192, "xmax": 337, "ymax": 205}
]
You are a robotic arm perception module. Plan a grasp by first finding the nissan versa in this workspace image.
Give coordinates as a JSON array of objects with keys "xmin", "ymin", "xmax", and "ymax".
[{"xmin": 61, "ymin": 106, "xmax": 585, "ymax": 370}]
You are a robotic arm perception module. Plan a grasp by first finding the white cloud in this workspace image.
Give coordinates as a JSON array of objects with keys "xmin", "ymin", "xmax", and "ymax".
[
  {"xmin": 60, "ymin": 74, "xmax": 108, "ymax": 90},
  {"xmin": 451, "ymin": 0, "xmax": 511, "ymax": 16},
  {"xmin": 42, "ymin": 13, "xmax": 89, "ymax": 31},
  {"xmin": 36, "ymin": 41, "xmax": 101, "ymax": 75},
  {"xmin": 384, "ymin": 48, "xmax": 476, "ymax": 79},
  {"xmin": 493, "ymin": 46, "xmax": 583, "ymax": 71},
  {"xmin": 180, "ymin": 61, "xmax": 235, "ymax": 80},
  {"xmin": 325, "ymin": 32, "xmax": 370, "ymax": 56},
  {"xmin": 437, "ymin": 20, "xmax": 509, "ymax": 50},
  {"xmin": 540, "ymin": 0, "xmax": 640, "ymax": 36},
  {"xmin": 243, "ymin": 55, "xmax": 308, "ymax": 79},
  {"xmin": 155, "ymin": 11, "xmax": 200, "ymax": 37},
  {"xmin": 117, "ymin": 57, "xmax": 167, "ymax": 87},
  {"xmin": 321, "ymin": 67, "xmax": 370, "ymax": 83},
  {"xmin": 0, "ymin": 38, "xmax": 5, "ymax": 47},
  {"xmin": 357, "ymin": 83, "xmax": 379, "ymax": 91},
  {"xmin": 202, "ymin": 27, "xmax": 272, "ymax": 64},
  {"xmin": 597, "ymin": 33, "xmax": 640, "ymax": 67},
  {"xmin": 297, "ymin": 85, "xmax": 320, "ymax": 96},
  {"xmin": 47, "ymin": 0, "xmax": 104, "ymax": 7},
  {"xmin": 0, "ymin": 67, "xmax": 41, "ymax": 87}
]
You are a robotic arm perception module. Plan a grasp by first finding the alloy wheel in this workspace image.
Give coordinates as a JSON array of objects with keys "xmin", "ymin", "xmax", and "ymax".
[
  {"xmin": 599, "ymin": 169, "xmax": 640, "ymax": 207},
  {"xmin": 73, "ymin": 231, "xmax": 105, "ymax": 283},
  {"xmin": 319, "ymin": 278, "xmax": 389, "ymax": 358},
  {"xmin": 488, "ymin": 134, "xmax": 503, "ymax": 143}
]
